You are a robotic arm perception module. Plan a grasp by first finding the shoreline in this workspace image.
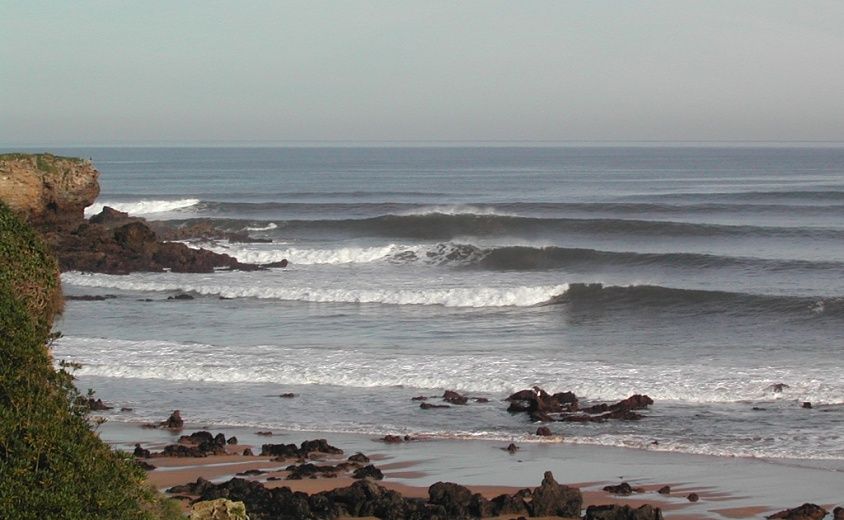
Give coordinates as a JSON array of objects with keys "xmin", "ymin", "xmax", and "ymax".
[{"xmin": 98, "ymin": 419, "xmax": 843, "ymax": 518}]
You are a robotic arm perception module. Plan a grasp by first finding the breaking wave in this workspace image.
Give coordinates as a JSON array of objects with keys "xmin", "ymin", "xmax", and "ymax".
[
  {"xmin": 85, "ymin": 198, "xmax": 200, "ymax": 217},
  {"xmin": 60, "ymin": 272, "xmax": 569, "ymax": 308}
]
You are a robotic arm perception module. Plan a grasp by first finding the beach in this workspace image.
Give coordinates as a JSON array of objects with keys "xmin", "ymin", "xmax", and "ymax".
[{"xmin": 96, "ymin": 419, "xmax": 842, "ymax": 518}]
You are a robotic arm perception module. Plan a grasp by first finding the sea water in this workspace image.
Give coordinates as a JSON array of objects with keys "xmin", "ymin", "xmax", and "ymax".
[{"xmin": 35, "ymin": 146, "xmax": 844, "ymax": 463}]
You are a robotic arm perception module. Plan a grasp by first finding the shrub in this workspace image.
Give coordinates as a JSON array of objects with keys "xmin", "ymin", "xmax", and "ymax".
[{"xmin": 0, "ymin": 202, "xmax": 176, "ymax": 519}]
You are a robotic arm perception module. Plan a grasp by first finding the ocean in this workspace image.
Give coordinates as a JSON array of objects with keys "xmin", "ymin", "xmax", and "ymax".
[{"xmin": 44, "ymin": 146, "xmax": 843, "ymax": 463}]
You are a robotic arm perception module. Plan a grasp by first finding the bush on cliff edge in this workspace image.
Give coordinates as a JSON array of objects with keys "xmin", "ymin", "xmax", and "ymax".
[{"xmin": 0, "ymin": 202, "xmax": 175, "ymax": 519}]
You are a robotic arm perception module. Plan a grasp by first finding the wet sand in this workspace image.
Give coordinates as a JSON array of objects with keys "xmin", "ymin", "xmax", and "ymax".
[{"xmin": 103, "ymin": 421, "xmax": 843, "ymax": 519}]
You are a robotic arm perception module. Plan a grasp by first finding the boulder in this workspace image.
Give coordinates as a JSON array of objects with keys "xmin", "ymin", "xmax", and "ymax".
[
  {"xmin": 133, "ymin": 443, "xmax": 151, "ymax": 458},
  {"xmin": 420, "ymin": 402, "xmax": 450, "ymax": 409},
  {"xmin": 767, "ymin": 503, "xmax": 828, "ymax": 520},
  {"xmin": 603, "ymin": 482, "xmax": 641, "ymax": 496},
  {"xmin": 529, "ymin": 471, "xmax": 582, "ymax": 518},
  {"xmin": 348, "ymin": 452, "xmax": 370, "ymax": 464},
  {"xmin": 189, "ymin": 498, "xmax": 249, "ymax": 520},
  {"xmin": 442, "ymin": 390, "xmax": 468, "ymax": 405},
  {"xmin": 585, "ymin": 504, "xmax": 664, "ymax": 520},
  {"xmin": 428, "ymin": 482, "xmax": 476, "ymax": 517},
  {"xmin": 161, "ymin": 410, "xmax": 184, "ymax": 429},
  {"xmin": 833, "ymin": 506, "xmax": 844, "ymax": 520},
  {"xmin": 536, "ymin": 426, "xmax": 552, "ymax": 436},
  {"xmin": 352, "ymin": 464, "xmax": 384, "ymax": 480},
  {"xmin": 299, "ymin": 439, "xmax": 343, "ymax": 456}
]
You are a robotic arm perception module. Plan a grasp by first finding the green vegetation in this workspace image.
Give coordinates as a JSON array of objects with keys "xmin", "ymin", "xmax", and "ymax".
[
  {"xmin": 0, "ymin": 153, "xmax": 86, "ymax": 174},
  {"xmin": 0, "ymin": 202, "xmax": 179, "ymax": 519}
]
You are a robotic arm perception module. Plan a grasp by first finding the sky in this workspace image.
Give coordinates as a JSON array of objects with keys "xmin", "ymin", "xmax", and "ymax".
[{"xmin": 2, "ymin": 1, "xmax": 844, "ymax": 145}]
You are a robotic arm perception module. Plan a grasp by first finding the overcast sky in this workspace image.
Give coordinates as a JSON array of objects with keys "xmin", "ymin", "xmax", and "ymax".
[{"xmin": 2, "ymin": 1, "xmax": 844, "ymax": 145}]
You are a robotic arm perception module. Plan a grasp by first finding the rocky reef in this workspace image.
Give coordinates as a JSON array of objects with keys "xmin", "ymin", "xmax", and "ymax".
[{"xmin": 0, "ymin": 153, "xmax": 279, "ymax": 274}]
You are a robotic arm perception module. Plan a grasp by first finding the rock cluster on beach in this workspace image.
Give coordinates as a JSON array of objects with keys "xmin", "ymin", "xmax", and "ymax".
[
  {"xmin": 0, "ymin": 153, "xmax": 285, "ymax": 274},
  {"xmin": 175, "ymin": 470, "xmax": 586, "ymax": 520},
  {"xmin": 505, "ymin": 386, "xmax": 653, "ymax": 423}
]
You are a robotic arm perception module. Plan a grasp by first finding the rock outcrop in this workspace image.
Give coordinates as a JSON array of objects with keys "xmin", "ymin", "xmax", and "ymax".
[
  {"xmin": 0, "ymin": 153, "xmax": 282, "ymax": 274},
  {"xmin": 0, "ymin": 153, "xmax": 99, "ymax": 227}
]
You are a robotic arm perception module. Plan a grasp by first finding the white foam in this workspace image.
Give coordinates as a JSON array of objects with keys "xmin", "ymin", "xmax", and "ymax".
[
  {"xmin": 85, "ymin": 198, "xmax": 200, "ymax": 217},
  {"xmin": 398, "ymin": 205, "xmax": 506, "ymax": 216},
  {"xmin": 197, "ymin": 242, "xmax": 415, "ymax": 265},
  {"xmin": 244, "ymin": 223, "xmax": 278, "ymax": 232},
  {"xmin": 53, "ymin": 335, "xmax": 844, "ymax": 405},
  {"xmin": 61, "ymin": 272, "xmax": 568, "ymax": 307}
]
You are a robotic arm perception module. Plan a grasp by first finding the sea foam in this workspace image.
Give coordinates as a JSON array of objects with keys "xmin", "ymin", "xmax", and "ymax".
[{"xmin": 84, "ymin": 198, "xmax": 200, "ymax": 217}]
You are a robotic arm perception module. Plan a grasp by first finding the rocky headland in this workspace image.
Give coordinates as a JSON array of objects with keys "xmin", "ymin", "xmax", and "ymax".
[{"xmin": 0, "ymin": 153, "xmax": 283, "ymax": 274}]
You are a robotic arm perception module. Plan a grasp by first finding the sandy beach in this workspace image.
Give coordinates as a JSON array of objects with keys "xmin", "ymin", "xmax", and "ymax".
[{"xmin": 99, "ymin": 420, "xmax": 844, "ymax": 519}]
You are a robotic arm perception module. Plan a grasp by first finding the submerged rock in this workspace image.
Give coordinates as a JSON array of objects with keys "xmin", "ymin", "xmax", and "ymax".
[{"xmin": 585, "ymin": 504, "xmax": 664, "ymax": 520}]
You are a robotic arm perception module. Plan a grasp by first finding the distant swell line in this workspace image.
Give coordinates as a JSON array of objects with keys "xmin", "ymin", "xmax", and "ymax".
[
  {"xmin": 219, "ymin": 214, "xmax": 844, "ymax": 240},
  {"xmin": 552, "ymin": 283, "xmax": 843, "ymax": 318}
]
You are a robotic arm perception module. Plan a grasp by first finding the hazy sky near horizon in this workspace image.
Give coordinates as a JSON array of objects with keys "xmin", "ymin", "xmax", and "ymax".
[{"xmin": 3, "ymin": 1, "xmax": 844, "ymax": 145}]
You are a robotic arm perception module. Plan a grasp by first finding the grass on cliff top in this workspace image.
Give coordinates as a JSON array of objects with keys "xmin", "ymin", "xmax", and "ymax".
[
  {"xmin": 0, "ymin": 153, "xmax": 87, "ymax": 174},
  {"xmin": 0, "ymin": 202, "xmax": 180, "ymax": 520}
]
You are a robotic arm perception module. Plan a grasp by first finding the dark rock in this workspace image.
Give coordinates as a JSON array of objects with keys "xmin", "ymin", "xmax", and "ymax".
[
  {"xmin": 261, "ymin": 443, "xmax": 300, "ymax": 459},
  {"xmin": 161, "ymin": 410, "xmax": 184, "ymax": 429},
  {"xmin": 536, "ymin": 426, "xmax": 552, "ymax": 436},
  {"xmin": 279, "ymin": 393, "xmax": 296, "ymax": 398},
  {"xmin": 256, "ymin": 431, "xmax": 273, "ymax": 436},
  {"xmin": 489, "ymin": 493, "xmax": 529, "ymax": 517},
  {"xmin": 687, "ymin": 492, "xmax": 700, "ymax": 502},
  {"xmin": 227, "ymin": 436, "xmax": 238, "ymax": 445},
  {"xmin": 752, "ymin": 407, "xmax": 767, "ymax": 411},
  {"xmin": 242, "ymin": 448, "xmax": 253, "ymax": 456},
  {"xmin": 420, "ymin": 402, "xmax": 450, "ymax": 409},
  {"xmin": 135, "ymin": 459, "xmax": 156, "ymax": 471},
  {"xmin": 585, "ymin": 504, "xmax": 664, "ymax": 520},
  {"xmin": 214, "ymin": 433, "xmax": 227, "ymax": 445},
  {"xmin": 262, "ymin": 259, "xmax": 289, "ymax": 268},
  {"xmin": 120, "ymin": 407, "xmax": 133, "ymax": 412},
  {"xmin": 199, "ymin": 477, "xmax": 313, "ymax": 519},
  {"xmin": 167, "ymin": 477, "xmax": 214, "ymax": 495},
  {"xmin": 802, "ymin": 402, "xmax": 813, "ymax": 409},
  {"xmin": 766, "ymin": 503, "xmax": 828, "ymax": 520},
  {"xmin": 503, "ymin": 443, "xmax": 519, "ymax": 454},
  {"xmin": 167, "ymin": 293, "xmax": 194, "ymax": 300},
  {"xmin": 657, "ymin": 485, "xmax": 671, "ymax": 495},
  {"xmin": 833, "ymin": 506, "xmax": 844, "ymax": 520},
  {"xmin": 86, "ymin": 398, "xmax": 112, "ymax": 411},
  {"xmin": 603, "ymin": 482, "xmax": 637, "ymax": 496},
  {"xmin": 378, "ymin": 434, "xmax": 416, "ymax": 443},
  {"xmin": 299, "ymin": 439, "xmax": 343, "ymax": 456},
  {"xmin": 442, "ymin": 390, "xmax": 468, "ymax": 405},
  {"xmin": 133, "ymin": 443, "xmax": 150, "ymax": 458},
  {"xmin": 89, "ymin": 206, "xmax": 131, "ymax": 225},
  {"xmin": 236, "ymin": 469, "xmax": 266, "ymax": 477},
  {"xmin": 552, "ymin": 391, "xmax": 578, "ymax": 404},
  {"xmin": 473, "ymin": 397, "xmax": 490, "ymax": 403},
  {"xmin": 428, "ymin": 482, "xmax": 475, "ymax": 517},
  {"xmin": 65, "ymin": 294, "xmax": 117, "ymax": 301},
  {"xmin": 768, "ymin": 383, "xmax": 790, "ymax": 393},
  {"xmin": 179, "ymin": 431, "xmax": 214, "ymax": 445},
  {"xmin": 287, "ymin": 463, "xmax": 339, "ymax": 480},
  {"xmin": 352, "ymin": 464, "xmax": 384, "ymax": 480},
  {"xmin": 313, "ymin": 479, "xmax": 403, "ymax": 518},
  {"xmin": 411, "ymin": 395, "xmax": 428, "ymax": 401},
  {"xmin": 348, "ymin": 452, "xmax": 370, "ymax": 464},
  {"xmin": 529, "ymin": 471, "xmax": 582, "ymax": 518}
]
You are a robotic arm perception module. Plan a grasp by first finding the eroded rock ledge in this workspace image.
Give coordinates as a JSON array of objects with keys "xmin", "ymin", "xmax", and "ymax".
[{"xmin": 0, "ymin": 153, "xmax": 280, "ymax": 274}]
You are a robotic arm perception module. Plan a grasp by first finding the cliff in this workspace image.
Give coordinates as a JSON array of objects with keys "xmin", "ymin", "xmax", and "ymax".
[
  {"xmin": 0, "ymin": 153, "xmax": 99, "ymax": 227},
  {"xmin": 0, "ymin": 153, "xmax": 272, "ymax": 274}
]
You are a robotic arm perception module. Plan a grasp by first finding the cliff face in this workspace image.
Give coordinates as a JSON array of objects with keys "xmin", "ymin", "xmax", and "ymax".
[
  {"xmin": 0, "ymin": 153, "xmax": 100, "ymax": 227},
  {"xmin": 0, "ymin": 153, "xmax": 268, "ymax": 274}
]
